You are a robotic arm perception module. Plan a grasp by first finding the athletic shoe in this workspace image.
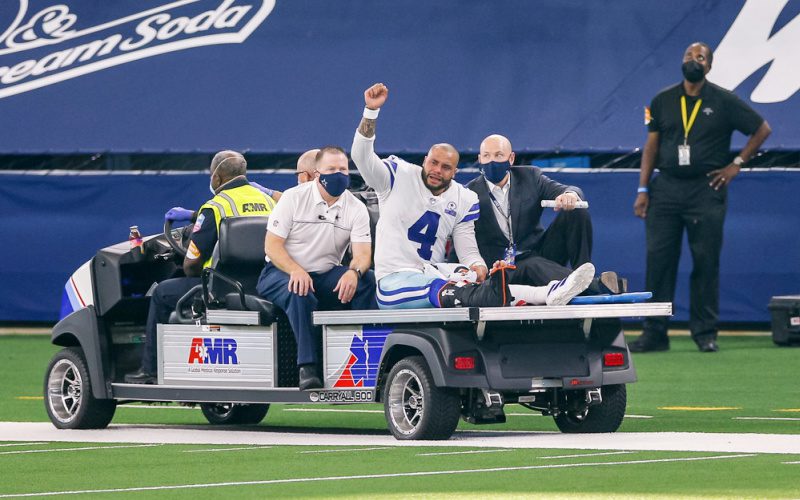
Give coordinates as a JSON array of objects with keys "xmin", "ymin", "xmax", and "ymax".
[{"xmin": 545, "ymin": 262, "xmax": 595, "ymax": 306}]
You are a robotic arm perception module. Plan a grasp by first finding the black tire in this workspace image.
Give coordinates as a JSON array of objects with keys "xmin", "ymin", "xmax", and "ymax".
[
  {"xmin": 44, "ymin": 347, "xmax": 116, "ymax": 429},
  {"xmin": 200, "ymin": 403, "xmax": 270, "ymax": 425},
  {"xmin": 383, "ymin": 356, "xmax": 461, "ymax": 440},
  {"xmin": 554, "ymin": 384, "xmax": 627, "ymax": 433}
]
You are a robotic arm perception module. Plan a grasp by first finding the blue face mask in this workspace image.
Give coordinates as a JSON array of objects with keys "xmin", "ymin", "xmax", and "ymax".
[
  {"xmin": 481, "ymin": 160, "xmax": 511, "ymax": 184},
  {"xmin": 318, "ymin": 172, "xmax": 350, "ymax": 197}
]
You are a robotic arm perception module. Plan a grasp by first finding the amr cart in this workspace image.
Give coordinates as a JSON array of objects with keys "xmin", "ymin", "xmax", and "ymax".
[{"xmin": 45, "ymin": 216, "xmax": 671, "ymax": 440}]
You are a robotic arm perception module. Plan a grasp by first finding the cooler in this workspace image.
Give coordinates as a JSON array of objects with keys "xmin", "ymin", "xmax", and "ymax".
[{"xmin": 768, "ymin": 295, "xmax": 800, "ymax": 346}]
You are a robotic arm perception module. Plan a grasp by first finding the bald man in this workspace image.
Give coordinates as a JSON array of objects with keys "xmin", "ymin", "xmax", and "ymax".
[
  {"xmin": 351, "ymin": 84, "xmax": 595, "ymax": 310},
  {"xmin": 466, "ymin": 134, "xmax": 624, "ymax": 294},
  {"xmin": 296, "ymin": 148, "xmax": 320, "ymax": 184}
]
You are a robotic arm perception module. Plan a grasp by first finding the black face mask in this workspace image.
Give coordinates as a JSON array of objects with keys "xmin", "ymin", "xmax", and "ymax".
[{"xmin": 682, "ymin": 60, "xmax": 705, "ymax": 83}]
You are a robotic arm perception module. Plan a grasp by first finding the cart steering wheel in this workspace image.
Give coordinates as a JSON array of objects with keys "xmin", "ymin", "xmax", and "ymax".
[{"xmin": 163, "ymin": 220, "xmax": 192, "ymax": 259}]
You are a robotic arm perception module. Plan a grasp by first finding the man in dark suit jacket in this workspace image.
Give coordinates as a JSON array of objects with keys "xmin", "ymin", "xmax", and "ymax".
[{"xmin": 467, "ymin": 134, "xmax": 622, "ymax": 293}]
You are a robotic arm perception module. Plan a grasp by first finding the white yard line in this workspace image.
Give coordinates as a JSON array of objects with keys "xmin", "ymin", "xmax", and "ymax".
[
  {"xmin": 418, "ymin": 449, "xmax": 512, "ymax": 457},
  {"xmin": 782, "ymin": 460, "xmax": 800, "ymax": 464},
  {"xmin": 540, "ymin": 451, "xmax": 634, "ymax": 459},
  {"xmin": 299, "ymin": 447, "xmax": 390, "ymax": 454},
  {"xmin": 183, "ymin": 446, "xmax": 272, "ymax": 453},
  {"xmin": 0, "ymin": 454, "xmax": 755, "ymax": 498},
  {"xmin": 0, "ymin": 444, "xmax": 160, "ymax": 456},
  {"xmin": 0, "ymin": 443, "xmax": 46, "ymax": 448},
  {"xmin": 282, "ymin": 408, "xmax": 383, "ymax": 414},
  {"xmin": 734, "ymin": 417, "xmax": 800, "ymax": 421}
]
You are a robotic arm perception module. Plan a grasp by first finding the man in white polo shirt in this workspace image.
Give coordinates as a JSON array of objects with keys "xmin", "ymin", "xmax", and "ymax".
[{"xmin": 256, "ymin": 146, "xmax": 377, "ymax": 390}]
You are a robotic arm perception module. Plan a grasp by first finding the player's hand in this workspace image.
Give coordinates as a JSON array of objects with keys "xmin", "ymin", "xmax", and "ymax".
[
  {"xmin": 333, "ymin": 269, "xmax": 358, "ymax": 303},
  {"xmin": 471, "ymin": 264, "xmax": 488, "ymax": 283},
  {"xmin": 707, "ymin": 162, "xmax": 740, "ymax": 191},
  {"xmin": 288, "ymin": 268, "xmax": 314, "ymax": 296},
  {"xmin": 554, "ymin": 192, "xmax": 580, "ymax": 211},
  {"xmin": 634, "ymin": 193, "xmax": 649, "ymax": 219},
  {"xmin": 364, "ymin": 83, "xmax": 388, "ymax": 110}
]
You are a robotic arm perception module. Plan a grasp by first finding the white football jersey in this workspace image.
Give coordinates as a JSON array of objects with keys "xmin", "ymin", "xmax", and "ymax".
[{"xmin": 352, "ymin": 132, "xmax": 486, "ymax": 280}]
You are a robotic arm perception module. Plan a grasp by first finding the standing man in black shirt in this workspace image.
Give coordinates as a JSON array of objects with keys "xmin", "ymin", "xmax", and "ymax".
[{"xmin": 630, "ymin": 42, "xmax": 771, "ymax": 353}]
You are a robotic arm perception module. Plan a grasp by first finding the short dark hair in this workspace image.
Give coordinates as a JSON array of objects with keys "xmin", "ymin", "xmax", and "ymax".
[{"xmin": 315, "ymin": 145, "xmax": 347, "ymax": 164}]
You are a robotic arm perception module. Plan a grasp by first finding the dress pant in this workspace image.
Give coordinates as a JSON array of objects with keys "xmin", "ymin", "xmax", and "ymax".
[
  {"xmin": 643, "ymin": 174, "xmax": 727, "ymax": 342},
  {"xmin": 142, "ymin": 277, "xmax": 202, "ymax": 373},
  {"xmin": 507, "ymin": 208, "xmax": 593, "ymax": 286},
  {"xmin": 257, "ymin": 263, "xmax": 378, "ymax": 366}
]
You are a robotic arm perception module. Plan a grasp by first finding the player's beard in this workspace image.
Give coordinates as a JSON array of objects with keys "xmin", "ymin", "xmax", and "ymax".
[{"xmin": 421, "ymin": 170, "xmax": 451, "ymax": 194}]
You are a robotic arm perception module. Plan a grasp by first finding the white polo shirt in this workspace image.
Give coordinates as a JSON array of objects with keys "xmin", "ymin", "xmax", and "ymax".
[{"xmin": 266, "ymin": 180, "xmax": 371, "ymax": 274}]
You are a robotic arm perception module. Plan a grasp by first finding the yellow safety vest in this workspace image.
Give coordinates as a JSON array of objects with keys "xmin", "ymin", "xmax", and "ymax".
[{"xmin": 198, "ymin": 181, "xmax": 275, "ymax": 268}]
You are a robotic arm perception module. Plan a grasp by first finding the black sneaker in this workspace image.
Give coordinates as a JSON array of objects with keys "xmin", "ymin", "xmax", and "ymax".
[
  {"xmin": 695, "ymin": 338, "xmax": 719, "ymax": 353},
  {"xmin": 628, "ymin": 334, "xmax": 670, "ymax": 353},
  {"xmin": 125, "ymin": 368, "xmax": 156, "ymax": 384},
  {"xmin": 298, "ymin": 364, "xmax": 323, "ymax": 390}
]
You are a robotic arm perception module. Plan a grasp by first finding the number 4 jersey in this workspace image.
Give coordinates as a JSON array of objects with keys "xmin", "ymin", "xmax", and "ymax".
[{"xmin": 352, "ymin": 131, "xmax": 486, "ymax": 280}]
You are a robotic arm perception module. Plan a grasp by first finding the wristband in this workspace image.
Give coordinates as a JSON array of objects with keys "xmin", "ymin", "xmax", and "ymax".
[
  {"xmin": 349, "ymin": 268, "xmax": 362, "ymax": 280},
  {"xmin": 637, "ymin": 187, "xmax": 649, "ymax": 194},
  {"xmin": 733, "ymin": 156, "xmax": 745, "ymax": 166},
  {"xmin": 363, "ymin": 107, "xmax": 380, "ymax": 120}
]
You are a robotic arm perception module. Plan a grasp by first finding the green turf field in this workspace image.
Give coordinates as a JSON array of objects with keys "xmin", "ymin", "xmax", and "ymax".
[
  {"xmin": 2, "ymin": 334, "xmax": 798, "ymax": 433},
  {"xmin": 1, "ymin": 333, "xmax": 798, "ymax": 498},
  {"xmin": 0, "ymin": 441, "xmax": 798, "ymax": 498}
]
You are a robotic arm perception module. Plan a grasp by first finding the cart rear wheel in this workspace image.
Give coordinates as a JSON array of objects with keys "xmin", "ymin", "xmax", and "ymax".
[
  {"xmin": 383, "ymin": 356, "xmax": 461, "ymax": 440},
  {"xmin": 44, "ymin": 347, "xmax": 116, "ymax": 429},
  {"xmin": 554, "ymin": 384, "xmax": 626, "ymax": 433}
]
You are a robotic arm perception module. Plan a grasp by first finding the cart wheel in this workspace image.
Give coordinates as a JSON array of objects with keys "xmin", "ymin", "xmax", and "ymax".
[
  {"xmin": 44, "ymin": 347, "xmax": 116, "ymax": 429},
  {"xmin": 200, "ymin": 403, "xmax": 270, "ymax": 425},
  {"xmin": 554, "ymin": 384, "xmax": 626, "ymax": 433},
  {"xmin": 383, "ymin": 356, "xmax": 461, "ymax": 440}
]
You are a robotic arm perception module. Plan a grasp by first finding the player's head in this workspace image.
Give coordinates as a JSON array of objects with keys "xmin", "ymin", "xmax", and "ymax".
[
  {"xmin": 422, "ymin": 143, "xmax": 459, "ymax": 195},
  {"xmin": 479, "ymin": 134, "xmax": 515, "ymax": 184},
  {"xmin": 296, "ymin": 148, "xmax": 320, "ymax": 185},
  {"xmin": 314, "ymin": 145, "xmax": 350, "ymax": 198},
  {"xmin": 209, "ymin": 150, "xmax": 246, "ymax": 193},
  {"xmin": 682, "ymin": 42, "xmax": 712, "ymax": 83}
]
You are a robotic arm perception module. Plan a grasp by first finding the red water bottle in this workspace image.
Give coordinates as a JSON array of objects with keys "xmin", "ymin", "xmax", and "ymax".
[{"xmin": 129, "ymin": 225, "xmax": 143, "ymax": 261}]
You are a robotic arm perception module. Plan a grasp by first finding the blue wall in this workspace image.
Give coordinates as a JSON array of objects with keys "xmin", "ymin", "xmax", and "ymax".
[
  {"xmin": 0, "ymin": 1, "xmax": 798, "ymax": 153},
  {"xmin": 1, "ymin": 169, "xmax": 797, "ymax": 323}
]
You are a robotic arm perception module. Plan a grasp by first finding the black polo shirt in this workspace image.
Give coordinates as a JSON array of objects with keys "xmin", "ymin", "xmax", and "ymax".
[{"xmin": 647, "ymin": 81, "xmax": 764, "ymax": 178}]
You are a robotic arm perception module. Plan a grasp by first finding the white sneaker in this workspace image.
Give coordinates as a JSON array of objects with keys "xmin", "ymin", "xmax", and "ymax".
[{"xmin": 545, "ymin": 263, "xmax": 595, "ymax": 306}]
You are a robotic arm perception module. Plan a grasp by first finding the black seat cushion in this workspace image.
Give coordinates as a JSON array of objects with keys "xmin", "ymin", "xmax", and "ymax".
[{"xmin": 224, "ymin": 292, "xmax": 280, "ymax": 325}]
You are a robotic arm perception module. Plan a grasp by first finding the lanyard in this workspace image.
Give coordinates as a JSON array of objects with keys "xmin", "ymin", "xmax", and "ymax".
[
  {"xmin": 487, "ymin": 189, "xmax": 514, "ymax": 245},
  {"xmin": 680, "ymin": 95, "xmax": 702, "ymax": 144}
]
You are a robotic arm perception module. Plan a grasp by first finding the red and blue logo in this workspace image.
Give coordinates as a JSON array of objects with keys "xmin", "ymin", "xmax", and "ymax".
[
  {"xmin": 187, "ymin": 337, "xmax": 239, "ymax": 365},
  {"xmin": 333, "ymin": 327, "xmax": 390, "ymax": 388}
]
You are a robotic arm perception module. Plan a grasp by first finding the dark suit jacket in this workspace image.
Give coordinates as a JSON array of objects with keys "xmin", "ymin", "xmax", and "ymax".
[{"xmin": 466, "ymin": 166, "xmax": 583, "ymax": 263}]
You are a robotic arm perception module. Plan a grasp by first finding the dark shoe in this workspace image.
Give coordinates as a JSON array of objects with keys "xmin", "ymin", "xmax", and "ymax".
[
  {"xmin": 598, "ymin": 271, "xmax": 628, "ymax": 294},
  {"xmin": 125, "ymin": 368, "xmax": 156, "ymax": 384},
  {"xmin": 298, "ymin": 364, "xmax": 323, "ymax": 390},
  {"xmin": 628, "ymin": 334, "xmax": 669, "ymax": 353},
  {"xmin": 697, "ymin": 339, "xmax": 719, "ymax": 352}
]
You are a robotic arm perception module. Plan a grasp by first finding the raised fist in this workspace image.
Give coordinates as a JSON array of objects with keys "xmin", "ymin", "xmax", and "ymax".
[{"xmin": 364, "ymin": 83, "xmax": 388, "ymax": 110}]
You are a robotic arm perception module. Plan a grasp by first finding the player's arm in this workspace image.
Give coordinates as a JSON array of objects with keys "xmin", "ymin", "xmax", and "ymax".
[
  {"xmin": 351, "ymin": 83, "xmax": 394, "ymax": 194},
  {"xmin": 183, "ymin": 208, "xmax": 216, "ymax": 277}
]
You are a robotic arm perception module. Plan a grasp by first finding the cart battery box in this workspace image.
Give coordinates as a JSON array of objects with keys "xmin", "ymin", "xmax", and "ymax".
[{"xmin": 768, "ymin": 295, "xmax": 800, "ymax": 346}]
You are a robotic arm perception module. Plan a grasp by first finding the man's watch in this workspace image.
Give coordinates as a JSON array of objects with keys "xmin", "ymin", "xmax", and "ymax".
[{"xmin": 733, "ymin": 156, "xmax": 745, "ymax": 166}]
